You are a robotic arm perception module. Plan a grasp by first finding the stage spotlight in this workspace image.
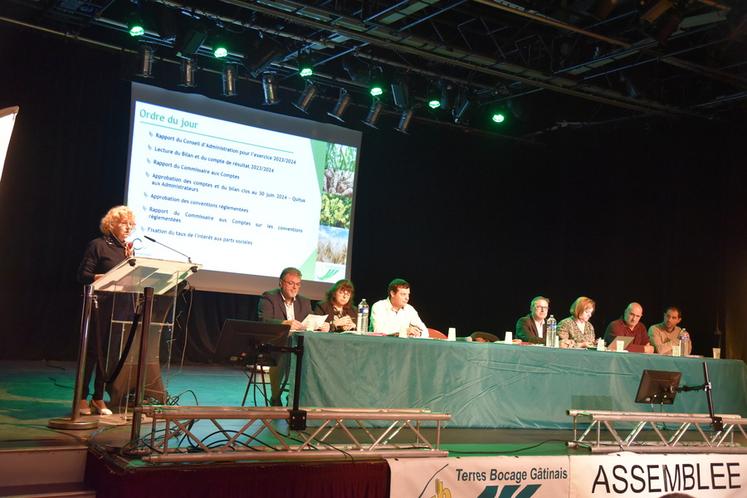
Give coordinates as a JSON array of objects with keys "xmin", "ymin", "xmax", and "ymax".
[
  {"xmin": 128, "ymin": 14, "xmax": 145, "ymax": 37},
  {"xmin": 135, "ymin": 44, "xmax": 155, "ymax": 78},
  {"xmin": 175, "ymin": 28, "xmax": 207, "ymax": 58},
  {"xmin": 492, "ymin": 112, "xmax": 506, "ymax": 124},
  {"xmin": 369, "ymin": 67, "xmax": 385, "ymax": 97},
  {"xmin": 327, "ymin": 89, "xmax": 352, "ymax": 122},
  {"xmin": 394, "ymin": 109, "xmax": 413, "ymax": 134},
  {"xmin": 292, "ymin": 82, "xmax": 318, "ymax": 113},
  {"xmin": 178, "ymin": 57, "xmax": 196, "ymax": 88},
  {"xmin": 297, "ymin": 53, "xmax": 313, "ymax": 77},
  {"xmin": 362, "ymin": 99, "xmax": 384, "ymax": 129},
  {"xmin": 426, "ymin": 84, "xmax": 441, "ymax": 109},
  {"xmin": 390, "ymin": 78, "xmax": 410, "ymax": 109},
  {"xmin": 261, "ymin": 72, "xmax": 279, "ymax": 105},
  {"xmin": 213, "ymin": 37, "xmax": 228, "ymax": 59},
  {"xmin": 222, "ymin": 63, "xmax": 238, "ymax": 97}
]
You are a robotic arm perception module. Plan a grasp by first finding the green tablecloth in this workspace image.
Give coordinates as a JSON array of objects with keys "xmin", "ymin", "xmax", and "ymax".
[{"xmin": 294, "ymin": 333, "xmax": 747, "ymax": 428}]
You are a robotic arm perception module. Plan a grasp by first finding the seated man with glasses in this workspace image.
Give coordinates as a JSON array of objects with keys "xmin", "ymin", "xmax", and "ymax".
[
  {"xmin": 257, "ymin": 267, "xmax": 329, "ymax": 406},
  {"xmin": 258, "ymin": 267, "xmax": 329, "ymax": 332},
  {"xmin": 515, "ymin": 296, "xmax": 550, "ymax": 344}
]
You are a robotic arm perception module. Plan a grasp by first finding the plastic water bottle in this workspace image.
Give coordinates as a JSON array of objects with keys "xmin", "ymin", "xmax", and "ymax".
[
  {"xmin": 679, "ymin": 328, "xmax": 689, "ymax": 356},
  {"xmin": 545, "ymin": 315, "xmax": 557, "ymax": 348},
  {"xmin": 361, "ymin": 299, "xmax": 370, "ymax": 332},
  {"xmin": 356, "ymin": 300, "xmax": 364, "ymax": 332},
  {"xmin": 356, "ymin": 299, "xmax": 369, "ymax": 332}
]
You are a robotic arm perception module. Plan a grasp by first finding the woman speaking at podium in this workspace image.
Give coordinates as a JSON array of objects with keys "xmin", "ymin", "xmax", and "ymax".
[{"xmin": 76, "ymin": 205, "xmax": 136, "ymax": 415}]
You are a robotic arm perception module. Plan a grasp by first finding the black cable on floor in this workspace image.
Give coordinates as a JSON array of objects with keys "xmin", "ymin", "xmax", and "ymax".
[{"xmin": 447, "ymin": 439, "xmax": 571, "ymax": 455}]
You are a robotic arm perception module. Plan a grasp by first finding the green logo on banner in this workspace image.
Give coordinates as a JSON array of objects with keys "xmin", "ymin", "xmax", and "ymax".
[{"xmin": 476, "ymin": 484, "xmax": 541, "ymax": 498}]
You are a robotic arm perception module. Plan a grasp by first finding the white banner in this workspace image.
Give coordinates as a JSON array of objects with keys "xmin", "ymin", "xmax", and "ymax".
[
  {"xmin": 388, "ymin": 456, "xmax": 570, "ymax": 497},
  {"xmin": 570, "ymin": 452, "xmax": 747, "ymax": 498}
]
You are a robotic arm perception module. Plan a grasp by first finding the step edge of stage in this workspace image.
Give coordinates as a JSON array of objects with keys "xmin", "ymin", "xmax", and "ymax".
[
  {"xmin": 0, "ymin": 442, "xmax": 89, "ymax": 453},
  {"xmin": 0, "ymin": 482, "xmax": 95, "ymax": 498}
]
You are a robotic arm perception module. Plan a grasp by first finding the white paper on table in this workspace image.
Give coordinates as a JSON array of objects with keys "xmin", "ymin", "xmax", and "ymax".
[{"xmin": 301, "ymin": 314, "xmax": 329, "ymax": 331}]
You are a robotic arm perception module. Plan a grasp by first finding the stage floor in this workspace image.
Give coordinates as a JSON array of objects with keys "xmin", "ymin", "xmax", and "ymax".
[
  {"xmin": 1, "ymin": 360, "xmax": 744, "ymax": 458},
  {"xmin": 3, "ymin": 360, "xmax": 746, "ymax": 498}
]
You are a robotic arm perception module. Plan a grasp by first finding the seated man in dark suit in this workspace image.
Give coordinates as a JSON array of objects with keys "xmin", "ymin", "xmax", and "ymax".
[
  {"xmin": 258, "ymin": 267, "xmax": 329, "ymax": 331},
  {"xmin": 515, "ymin": 296, "xmax": 550, "ymax": 344},
  {"xmin": 258, "ymin": 267, "xmax": 328, "ymax": 405}
]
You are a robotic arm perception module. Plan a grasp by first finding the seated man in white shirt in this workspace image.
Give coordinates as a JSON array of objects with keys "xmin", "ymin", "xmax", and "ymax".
[{"xmin": 371, "ymin": 278, "xmax": 429, "ymax": 338}]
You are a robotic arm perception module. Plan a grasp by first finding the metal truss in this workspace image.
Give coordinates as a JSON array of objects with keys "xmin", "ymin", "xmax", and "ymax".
[
  {"xmin": 568, "ymin": 409, "xmax": 747, "ymax": 454},
  {"xmin": 138, "ymin": 405, "xmax": 450, "ymax": 463}
]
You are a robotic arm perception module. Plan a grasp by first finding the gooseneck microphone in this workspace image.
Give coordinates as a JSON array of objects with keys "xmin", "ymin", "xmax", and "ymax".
[{"xmin": 143, "ymin": 235, "xmax": 193, "ymax": 263}]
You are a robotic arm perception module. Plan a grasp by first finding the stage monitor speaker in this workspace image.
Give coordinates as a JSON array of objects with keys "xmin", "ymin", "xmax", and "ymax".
[
  {"xmin": 214, "ymin": 319, "xmax": 291, "ymax": 365},
  {"xmin": 635, "ymin": 369, "xmax": 682, "ymax": 404}
]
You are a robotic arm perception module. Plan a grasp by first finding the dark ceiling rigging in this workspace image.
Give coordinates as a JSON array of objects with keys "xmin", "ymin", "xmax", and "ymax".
[{"xmin": 1, "ymin": 0, "xmax": 745, "ymax": 139}]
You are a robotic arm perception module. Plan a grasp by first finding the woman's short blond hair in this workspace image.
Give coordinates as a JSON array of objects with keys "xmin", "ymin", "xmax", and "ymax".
[{"xmin": 99, "ymin": 205, "xmax": 135, "ymax": 235}]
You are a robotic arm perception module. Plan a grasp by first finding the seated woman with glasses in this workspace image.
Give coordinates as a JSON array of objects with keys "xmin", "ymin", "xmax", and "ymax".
[
  {"xmin": 313, "ymin": 279, "xmax": 357, "ymax": 332},
  {"xmin": 558, "ymin": 296, "xmax": 597, "ymax": 349}
]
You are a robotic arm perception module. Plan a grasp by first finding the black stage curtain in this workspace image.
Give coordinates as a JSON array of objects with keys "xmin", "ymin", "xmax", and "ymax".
[
  {"xmin": 0, "ymin": 27, "xmax": 132, "ymax": 360},
  {"xmin": 1, "ymin": 24, "xmax": 746, "ymax": 363},
  {"xmin": 181, "ymin": 290, "xmax": 260, "ymax": 364}
]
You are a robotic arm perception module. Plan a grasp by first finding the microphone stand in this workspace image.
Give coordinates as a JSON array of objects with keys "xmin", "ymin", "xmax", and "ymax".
[
  {"xmin": 143, "ymin": 235, "xmax": 197, "ymax": 272},
  {"xmin": 676, "ymin": 362, "xmax": 723, "ymax": 432}
]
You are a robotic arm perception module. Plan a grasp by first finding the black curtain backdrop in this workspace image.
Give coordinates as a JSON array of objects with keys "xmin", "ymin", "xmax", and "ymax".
[{"xmin": 1, "ymin": 25, "xmax": 745, "ymax": 363}]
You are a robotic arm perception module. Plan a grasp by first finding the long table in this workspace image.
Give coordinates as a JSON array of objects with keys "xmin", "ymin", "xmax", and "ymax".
[{"xmin": 293, "ymin": 333, "xmax": 747, "ymax": 429}]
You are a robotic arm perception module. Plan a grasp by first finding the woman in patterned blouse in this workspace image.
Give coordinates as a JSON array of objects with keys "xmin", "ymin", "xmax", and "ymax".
[{"xmin": 558, "ymin": 296, "xmax": 596, "ymax": 348}]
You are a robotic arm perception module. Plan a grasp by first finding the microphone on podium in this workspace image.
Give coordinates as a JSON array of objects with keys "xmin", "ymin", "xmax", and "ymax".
[{"xmin": 143, "ymin": 235, "xmax": 193, "ymax": 264}]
